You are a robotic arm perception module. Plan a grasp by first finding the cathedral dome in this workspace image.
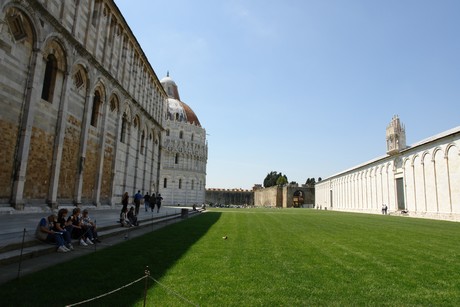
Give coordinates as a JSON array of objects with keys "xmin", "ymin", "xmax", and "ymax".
[{"xmin": 160, "ymin": 74, "xmax": 201, "ymax": 127}]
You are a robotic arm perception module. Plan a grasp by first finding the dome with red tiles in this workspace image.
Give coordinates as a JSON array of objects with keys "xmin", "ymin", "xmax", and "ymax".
[{"xmin": 160, "ymin": 73, "xmax": 201, "ymax": 127}]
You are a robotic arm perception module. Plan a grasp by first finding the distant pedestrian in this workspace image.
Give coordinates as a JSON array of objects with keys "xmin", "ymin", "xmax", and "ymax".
[
  {"xmin": 134, "ymin": 190, "xmax": 142, "ymax": 215},
  {"xmin": 384, "ymin": 204, "xmax": 388, "ymax": 215},
  {"xmin": 144, "ymin": 192, "xmax": 151, "ymax": 212},
  {"xmin": 150, "ymin": 193, "xmax": 156, "ymax": 212},
  {"xmin": 156, "ymin": 193, "xmax": 163, "ymax": 213},
  {"xmin": 382, "ymin": 204, "xmax": 385, "ymax": 215},
  {"xmin": 121, "ymin": 192, "xmax": 129, "ymax": 213}
]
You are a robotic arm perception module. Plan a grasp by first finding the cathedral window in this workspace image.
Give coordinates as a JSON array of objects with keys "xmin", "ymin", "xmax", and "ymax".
[
  {"xmin": 41, "ymin": 54, "xmax": 58, "ymax": 102},
  {"xmin": 140, "ymin": 131, "xmax": 145, "ymax": 155},
  {"xmin": 90, "ymin": 91, "xmax": 102, "ymax": 127},
  {"xmin": 179, "ymin": 131, "xmax": 183, "ymax": 139},
  {"xmin": 179, "ymin": 179, "xmax": 182, "ymax": 189},
  {"xmin": 175, "ymin": 153, "xmax": 179, "ymax": 164},
  {"xmin": 74, "ymin": 70, "xmax": 84, "ymax": 89},
  {"xmin": 191, "ymin": 134, "xmax": 194, "ymax": 141},
  {"xmin": 7, "ymin": 13, "xmax": 27, "ymax": 41},
  {"xmin": 163, "ymin": 178, "xmax": 167, "ymax": 188},
  {"xmin": 166, "ymin": 129, "xmax": 170, "ymax": 136},
  {"xmin": 191, "ymin": 180, "xmax": 194, "ymax": 190},
  {"xmin": 120, "ymin": 113, "xmax": 128, "ymax": 143}
]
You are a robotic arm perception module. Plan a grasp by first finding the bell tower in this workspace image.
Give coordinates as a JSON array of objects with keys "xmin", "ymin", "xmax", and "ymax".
[{"xmin": 386, "ymin": 115, "xmax": 406, "ymax": 155}]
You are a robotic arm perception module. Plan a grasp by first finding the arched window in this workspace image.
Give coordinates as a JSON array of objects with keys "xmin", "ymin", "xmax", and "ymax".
[
  {"xmin": 41, "ymin": 54, "xmax": 57, "ymax": 102},
  {"xmin": 140, "ymin": 130, "xmax": 145, "ymax": 155},
  {"xmin": 163, "ymin": 178, "xmax": 167, "ymax": 188},
  {"xmin": 179, "ymin": 179, "xmax": 182, "ymax": 189},
  {"xmin": 191, "ymin": 134, "xmax": 194, "ymax": 141},
  {"xmin": 120, "ymin": 113, "xmax": 128, "ymax": 143},
  {"xmin": 179, "ymin": 131, "xmax": 183, "ymax": 139},
  {"xmin": 175, "ymin": 153, "xmax": 179, "ymax": 164},
  {"xmin": 90, "ymin": 91, "xmax": 102, "ymax": 127},
  {"xmin": 191, "ymin": 180, "xmax": 194, "ymax": 190},
  {"xmin": 166, "ymin": 129, "xmax": 170, "ymax": 136}
]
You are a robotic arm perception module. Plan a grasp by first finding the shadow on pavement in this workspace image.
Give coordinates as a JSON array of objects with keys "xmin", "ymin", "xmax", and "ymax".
[{"xmin": 0, "ymin": 211, "xmax": 222, "ymax": 307}]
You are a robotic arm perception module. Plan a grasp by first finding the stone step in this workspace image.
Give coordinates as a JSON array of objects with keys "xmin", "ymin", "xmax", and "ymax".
[{"xmin": 0, "ymin": 211, "xmax": 194, "ymax": 266}]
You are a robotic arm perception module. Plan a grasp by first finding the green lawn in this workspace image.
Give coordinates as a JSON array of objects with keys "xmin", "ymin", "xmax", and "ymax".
[{"xmin": 1, "ymin": 209, "xmax": 460, "ymax": 306}]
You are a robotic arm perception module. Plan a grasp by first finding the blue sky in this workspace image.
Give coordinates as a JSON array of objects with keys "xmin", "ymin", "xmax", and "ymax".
[{"xmin": 114, "ymin": 0, "xmax": 460, "ymax": 189}]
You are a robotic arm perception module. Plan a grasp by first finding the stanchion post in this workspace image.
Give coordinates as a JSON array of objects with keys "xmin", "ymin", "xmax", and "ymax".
[
  {"xmin": 143, "ymin": 266, "xmax": 150, "ymax": 307},
  {"xmin": 17, "ymin": 228, "xmax": 26, "ymax": 279}
]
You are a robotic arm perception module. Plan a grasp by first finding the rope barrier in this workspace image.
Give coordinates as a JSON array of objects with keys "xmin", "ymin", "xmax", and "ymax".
[
  {"xmin": 65, "ymin": 275, "xmax": 147, "ymax": 307},
  {"xmin": 148, "ymin": 276, "xmax": 199, "ymax": 307}
]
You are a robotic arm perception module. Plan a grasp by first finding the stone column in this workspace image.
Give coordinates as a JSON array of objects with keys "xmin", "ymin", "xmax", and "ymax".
[
  {"xmin": 93, "ymin": 98, "xmax": 109, "ymax": 206},
  {"xmin": 109, "ymin": 107, "xmax": 123, "ymax": 206},
  {"xmin": 74, "ymin": 90, "xmax": 94, "ymax": 205},
  {"xmin": 132, "ymin": 122, "xmax": 142, "ymax": 192},
  {"xmin": 47, "ymin": 69, "xmax": 72, "ymax": 209},
  {"xmin": 11, "ymin": 48, "xmax": 43, "ymax": 210}
]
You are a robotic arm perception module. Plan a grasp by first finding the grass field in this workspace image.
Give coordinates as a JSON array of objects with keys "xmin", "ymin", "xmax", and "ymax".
[{"xmin": 1, "ymin": 208, "xmax": 460, "ymax": 306}]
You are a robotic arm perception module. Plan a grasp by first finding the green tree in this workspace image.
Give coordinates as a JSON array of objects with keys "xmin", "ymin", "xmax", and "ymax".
[
  {"xmin": 263, "ymin": 171, "xmax": 288, "ymax": 188},
  {"xmin": 276, "ymin": 175, "xmax": 288, "ymax": 186},
  {"xmin": 305, "ymin": 178, "xmax": 316, "ymax": 187}
]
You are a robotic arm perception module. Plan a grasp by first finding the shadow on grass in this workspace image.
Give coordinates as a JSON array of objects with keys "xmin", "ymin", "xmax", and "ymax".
[{"xmin": 0, "ymin": 211, "xmax": 222, "ymax": 307}]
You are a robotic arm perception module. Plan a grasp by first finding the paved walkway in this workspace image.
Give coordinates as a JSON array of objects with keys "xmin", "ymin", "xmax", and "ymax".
[
  {"xmin": 0, "ymin": 205, "xmax": 183, "ymax": 246},
  {"xmin": 0, "ymin": 205, "xmax": 189, "ymax": 285}
]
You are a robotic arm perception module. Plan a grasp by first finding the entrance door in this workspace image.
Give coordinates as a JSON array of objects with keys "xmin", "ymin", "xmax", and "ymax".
[
  {"xmin": 396, "ymin": 178, "xmax": 405, "ymax": 210},
  {"xmin": 330, "ymin": 190, "xmax": 333, "ymax": 208}
]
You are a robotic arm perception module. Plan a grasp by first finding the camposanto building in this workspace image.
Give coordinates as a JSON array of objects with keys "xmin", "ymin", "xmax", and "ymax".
[
  {"xmin": 158, "ymin": 74, "xmax": 207, "ymax": 206},
  {"xmin": 316, "ymin": 116, "xmax": 460, "ymax": 221},
  {"xmin": 0, "ymin": 0, "xmax": 206, "ymax": 210}
]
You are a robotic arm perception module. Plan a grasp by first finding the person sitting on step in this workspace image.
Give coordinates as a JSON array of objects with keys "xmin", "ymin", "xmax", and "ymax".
[
  {"xmin": 120, "ymin": 207, "xmax": 132, "ymax": 227},
  {"xmin": 35, "ymin": 214, "xmax": 69, "ymax": 253},
  {"xmin": 68, "ymin": 207, "xmax": 93, "ymax": 246},
  {"xmin": 127, "ymin": 206, "xmax": 139, "ymax": 226},
  {"xmin": 55, "ymin": 208, "xmax": 74, "ymax": 251},
  {"xmin": 81, "ymin": 209, "xmax": 101, "ymax": 243}
]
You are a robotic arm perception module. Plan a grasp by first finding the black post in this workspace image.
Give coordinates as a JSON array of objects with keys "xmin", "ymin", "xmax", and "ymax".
[
  {"xmin": 143, "ymin": 266, "xmax": 150, "ymax": 307},
  {"xmin": 17, "ymin": 228, "xmax": 26, "ymax": 279}
]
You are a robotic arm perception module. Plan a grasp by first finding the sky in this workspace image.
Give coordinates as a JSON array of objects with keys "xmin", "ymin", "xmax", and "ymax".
[{"xmin": 114, "ymin": 0, "xmax": 460, "ymax": 190}]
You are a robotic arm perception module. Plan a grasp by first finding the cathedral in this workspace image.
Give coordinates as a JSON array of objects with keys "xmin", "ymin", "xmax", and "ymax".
[
  {"xmin": 316, "ymin": 116, "xmax": 460, "ymax": 221},
  {"xmin": 0, "ymin": 0, "xmax": 207, "ymax": 210}
]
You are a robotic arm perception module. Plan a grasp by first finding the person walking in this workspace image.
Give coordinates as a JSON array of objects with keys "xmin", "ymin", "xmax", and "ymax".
[
  {"xmin": 156, "ymin": 193, "xmax": 163, "ymax": 213},
  {"xmin": 134, "ymin": 190, "xmax": 142, "ymax": 216},
  {"xmin": 144, "ymin": 192, "xmax": 151, "ymax": 212}
]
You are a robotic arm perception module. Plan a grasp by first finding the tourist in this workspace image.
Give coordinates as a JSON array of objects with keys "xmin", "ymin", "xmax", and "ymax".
[
  {"xmin": 68, "ymin": 207, "xmax": 92, "ymax": 246},
  {"xmin": 382, "ymin": 204, "xmax": 385, "ymax": 215},
  {"xmin": 121, "ymin": 192, "xmax": 129, "ymax": 213},
  {"xmin": 120, "ymin": 207, "xmax": 131, "ymax": 227},
  {"xmin": 134, "ymin": 190, "xmax": 142, "ymax": 215},
  {"xmin": 150, "ymin": 193, "xmax": 156, "ymax": 212},
  {"xmin": 81, "ymin": 209, "xmax": 101, "ymax": 243},
  {"xmin": 35, "ymin": 214, "xmax": 69, "ymax": 253},
  {"xmin": 128, "ymin": 206, "xmax": 139, "ymax": 226},
  {"xmin": 144, "ymin": 192, "xmax": 151, "ymax": 212},
  {"xmin": 384, "ymin": 204, "xmax": 388, "ymax": 215},
  {"xmin": 156, "ymin": 193, "xmax": 163, "ymax": 213},
  {"xmin": 55, "ymin": 208, "xmax": 74, "ymax": 251}
]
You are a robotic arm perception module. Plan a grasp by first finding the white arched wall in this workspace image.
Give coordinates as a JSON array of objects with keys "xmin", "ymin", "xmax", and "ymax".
[
  {"xmin": 315, "ymin": 130, "xmax": 460, "ymax": 221},
  {"xmin": 448, "ymin": 145, "xmax": 460, "ymax": 213}
]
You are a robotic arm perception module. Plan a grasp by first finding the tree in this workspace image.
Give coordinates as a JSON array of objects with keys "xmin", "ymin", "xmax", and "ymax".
[
  {"xmin": 276, "ymin": 175, "xmax": 288, "ymax": 186},
  {"xmin": 263, "ymin": 171, "xmax": 288, "ymax": 188},
  {"xmin": 305, "ymin": 178, "xmax": 316, "ymax": 187}
]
